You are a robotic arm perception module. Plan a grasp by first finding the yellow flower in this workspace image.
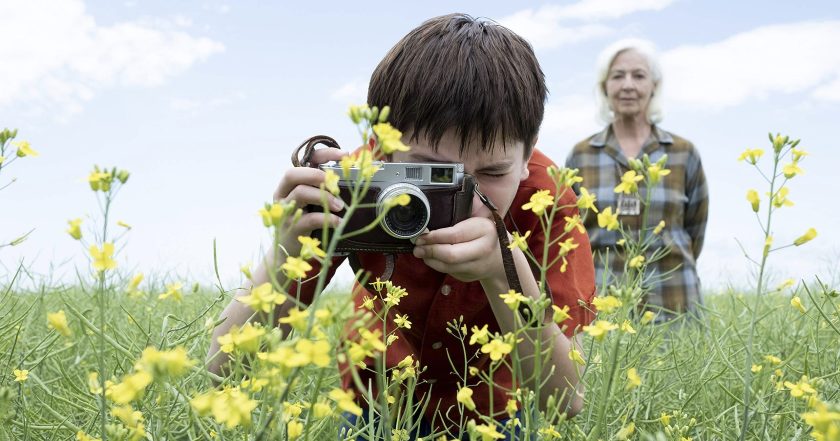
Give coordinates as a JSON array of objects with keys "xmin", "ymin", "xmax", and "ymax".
[
  {"xmin": 372, "ymin": 123, "xmax": 410, "ymax": 154},
  {"xmin": 13, "ymin": 140, "xmax": 39, "ymax": 157},
  {"xmin": 539, "ymin": 427, "xmax": 563, "ymax": 438},
  {"xmin": 474, "ymin": 423, "xmax": 505, "ymax": 440},
  {"xmin": 211, "ymin": 387, "xmax": 258, "ymax": 428},
  {"xmin": 282, "ymin": 257, "xmax": 312, "ymax": 279},
  {"xmin": 507, "ymin": 230, "xmax": 531, "ymax": 251},
  {"xmin": 653, "ymin": 220, "xmax": 665, "ymax": 234},
  {"xmin": 620, "ymin": 320, "xmax": 636, "ymax": 334},
  {"xmin": 279, "ymin": 307, "xmax": 310, "ymax": 332},
  {"xmin": 576, "ymin": 187, "xmax": 598, "ymax": 213},
  {"xmin": 258, "ymin": 202, "xmax": 287, "ymax": 227},
  {"xmin": 0, "ymin": 156, "xmax": 4, "ymax": 165},
  {"xmin": 67, "ymin": 218, "xmax": 83, "ymax": 240},
  {"xmin": 791, "ymin": 148, "xmax": 808, "ymax": 162},
  {"xmin": 770, "ymin": 187, "xmax": 793, "ymax": 208},
  {"xmin": 287, "ymin": 420, "xmax": 303, "ymax": 440},
  {"xmin": 552, "ymin": 305, "xmax": 571, "ymax": 324},
  {"xmin": 217, "ymin": 323, "xmax": 265, "ymax": 353},
  {"xmin": 592, "ymin": 295, "xmax": 622, "ymax": 314},
  {"xmin": 626, "ymin": 368, "xmax": 642, "ymax": 390},
  {"xmin": 777, "ymin": 279, "xmax": 795, "ymax": 291},
  {"xmin": 499, "ymin": 289, "xmax": 527, "ymax": 311},
  {"xmin": 109, "ymin": 370, "xmax": 153, "ymax": 404},
  {"xmin": 237, "ymin": 282, "xmax": 286, "ymax": 313},
  {"xmin": 88, "ymin": 372, "xmax": 102, "ymax": 394},
  {"xmin": 801, "ymin": 400, "xmax": 840, "ymax": 441},
  {"xmin": 751, "ymin": 364, "xmax": 763, "ymax": 373},
  {"xmin": 158, "ymin": 282, "xmax": 183, "ymax": 302},
  {"xmin": 286, "ymin": 339, "xmax": 332, "ymax": 368},
  {"xmin": 384, "ymin": 283, "xmax": 408, "ymax": 306},
  {"xmin": 322, "ymin": 169, "xmax": 340, "ymax": 195},
  {"xmin": 597, "ymin": 207, "xmax": 619, "ymax": 231},
  {"xmin": 470, "ymin": 324, "xmax": 490, "ymax": 345},
  {"xmin": 614, "ymin": 170, "xmax": 643, "ymax": 194},
  {"xmin": 393, "ymin": 313, "xmax": 412, "ymax": 329},
  {"xmin": 557, "ymin": 237, "xmax": 579, "ymax": 257},
  {"xmin": 783, "ymin": 162, "xmax": 803, "ymax": 179},
  {"xmin": 564, "ymin": 215, "xmax": 586, "ymax": 235},
  {"xmin": 329, "ymin": 388, "xmax": 363, "ymax": 416},
  {"xmin": 13, "ymin": 369, "xmax": 28, "ymax": 382},
  {"xmin": 628, "ymin": 255, "xmax": 645, "ymax": 269},
  {"xmin": 641, "ymin": 311, "xmax": 657, "ymax": 325},
  {"xmin": 127, "ymin": 273, "xmax": 144, "ymax": 293},
  {"xmin": 583, "ymin": 320, "xmax": 618, "ymax": 341},
  {"xmin": 569, "ymin": 348, "xmax": 585, "ymax": 366},
  {"xmin": 794, "ymin": 228, "xmax": 817, "ymax": 246},
  {"xmin": 76, "ymin": 431, "xmax": 101, "ymax": 441},
  {"xmin": 136, "ymin": 346, "xmax": 195, "ymax": 377},
  {"xmin": 89, "ymin": 242, "xmax": 117, "ymax": 272},
  {"xmin": 616, "ymin": 422, "xmax": 636, "ymax": 440},
  {"xmin": 86, "ymin": 169, "xmax": 113, "ymax": 192},
  {"xmin": 660, "ymin": 412, "xmax": 672, "ymax": 426},
  {"xmin": 785, "ymin": 376, "xmax": 817, "ymax": 398},
  {"xmin": 47, "ymin": 310, "xmax": 72, "ymax": 337},
  {"xmin": 764, "ymin": 355, "xmax": 782, "ymax": 365},
  {"xmin": 481, "ymin": 337, "xmax": 513, "ymax": 361},
  {"xmin": 385, "ymin": 193, "xmax": 411, "ymax": 207},
  {"xmin": 791, "ymin": 296, "xmax": 806, "ymax": 314},
  {"xmin": 505, "ymin": 399, "xmax": 518, "ymax": 418},
  {"xmin": 111, "ymin": 404, "xmax": 144, "ymax": 428},
  {"xmin": 457, "ymin": 387, "xmax": 476, "ymax": 411},
  {"xmin": 737, "ymin": 148, "xmax": 764, "ymax": 164},
  {"xmin": 746, "ymin": 189, "xmax": 760, "ymax": 212},
  {"xmin": 647, "ymin": 164, "xmax": 671, "ymax": 185},
  {"xmin": 312, "ymin": 402, "xmax": 332, "ymax": 418},
  {"xmin": 521, "ymin": 189, "xmax": 554, "ymax": 216}
]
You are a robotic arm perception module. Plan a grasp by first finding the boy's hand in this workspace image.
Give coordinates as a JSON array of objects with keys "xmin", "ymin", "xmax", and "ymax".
[
  {"xmin": 412, "ymin": 217, "xmax": 505, "ymax": 283},
  {"xmin": 273, "ymin": 148, "xmax": 347, "ymax": 253}
]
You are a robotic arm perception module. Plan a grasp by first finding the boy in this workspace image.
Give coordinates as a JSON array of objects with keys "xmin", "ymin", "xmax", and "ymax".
[{"xmin": 208, "ymin": 13, "xmax": 595, "ymax": 435}]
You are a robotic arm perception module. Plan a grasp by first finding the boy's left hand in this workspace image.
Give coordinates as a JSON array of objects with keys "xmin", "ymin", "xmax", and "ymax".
[{"xmin": 412, "ymin": 217, "xmax": 505, "ymax": 283}]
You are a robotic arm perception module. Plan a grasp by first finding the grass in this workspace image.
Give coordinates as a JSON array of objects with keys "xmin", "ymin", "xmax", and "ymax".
[{"xmin": 2, "ymin": 276, "xmax": 838, "ymax": 440}]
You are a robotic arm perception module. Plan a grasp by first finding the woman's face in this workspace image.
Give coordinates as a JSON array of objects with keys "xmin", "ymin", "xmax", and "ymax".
[{"xmin": 604, "ymin": 49, "xmax": 655, "ymax": 120}]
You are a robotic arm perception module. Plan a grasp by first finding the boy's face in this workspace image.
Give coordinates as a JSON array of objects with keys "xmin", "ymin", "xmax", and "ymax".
[{"xmin": 393, "ymin": 129, "xmax": 532, "ymax": 219}]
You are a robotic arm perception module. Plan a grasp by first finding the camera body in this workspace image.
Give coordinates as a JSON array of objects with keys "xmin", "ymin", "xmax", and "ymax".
[{"xmin": 314, "ymin": 161, "xmax": 475, "ymax": 253}]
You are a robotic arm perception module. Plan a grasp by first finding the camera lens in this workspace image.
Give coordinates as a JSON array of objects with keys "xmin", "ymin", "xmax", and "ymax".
[{"xmin": 377, "ymin": 184, "xmax": 430, "ymax": 239}]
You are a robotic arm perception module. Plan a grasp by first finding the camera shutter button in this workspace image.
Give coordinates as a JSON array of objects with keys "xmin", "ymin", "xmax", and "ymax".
[{"xmin": 440, "ymin": 284, "xmax": 451, "ymax": 296}]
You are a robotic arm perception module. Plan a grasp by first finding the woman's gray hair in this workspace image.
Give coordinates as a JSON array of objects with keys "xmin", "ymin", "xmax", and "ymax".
[{"xmin": 595, "ymin": 38, "xmax": 664, "ymax": 125}]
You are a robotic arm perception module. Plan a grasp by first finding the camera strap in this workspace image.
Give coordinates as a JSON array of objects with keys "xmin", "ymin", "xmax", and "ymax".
[{"xmin": 474, "ymin": 186, "xmax": 537, "ymax": 326}]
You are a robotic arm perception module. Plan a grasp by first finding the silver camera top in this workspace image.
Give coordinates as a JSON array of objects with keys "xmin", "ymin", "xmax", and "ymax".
[{"xmin": 320, "ymin": 161, "xmax": 466, "ymax": 186}]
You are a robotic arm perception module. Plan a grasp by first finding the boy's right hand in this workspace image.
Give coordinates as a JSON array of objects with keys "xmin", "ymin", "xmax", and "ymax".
[{"xmin": 273, "ymin": 148, "xmax": 348, "ymax": 253}]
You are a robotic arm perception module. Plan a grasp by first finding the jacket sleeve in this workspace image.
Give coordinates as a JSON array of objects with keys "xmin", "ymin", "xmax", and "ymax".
[{"xmin": 683, "ymin": 145, "xmax": 709, "ymax": 259}]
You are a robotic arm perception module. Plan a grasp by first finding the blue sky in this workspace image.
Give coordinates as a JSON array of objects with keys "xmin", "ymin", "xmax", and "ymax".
[{"xmin": 2, "ymin": 0, "xmax": 839, "ymax": 292}]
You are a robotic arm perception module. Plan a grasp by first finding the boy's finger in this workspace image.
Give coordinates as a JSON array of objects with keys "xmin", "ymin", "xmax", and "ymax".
[
  {"xmin": 414, "ymin": 240, "xmax": 487, "ymax": 264},
  {"xmin": 274, "ymin": 168, "xmax": 330, "ymax": 201},
  {"xmin": 415, "ymin": 217, "xmax": 491, "ymax": 245},
  {"xmin": 309, "ymin": 148, "xmax": 349, "ymax": 166},
  {"xmin": 283, "ymin": 185, "xmax": 344, "ymax": 212}
]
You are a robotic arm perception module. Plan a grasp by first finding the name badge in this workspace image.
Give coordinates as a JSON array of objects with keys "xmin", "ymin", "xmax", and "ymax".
[{"xmin": 616, "ymin": 194, "xmax": 641, "ymax": 216}]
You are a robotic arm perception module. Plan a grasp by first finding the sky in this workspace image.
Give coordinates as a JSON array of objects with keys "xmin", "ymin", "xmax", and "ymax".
[{"xmin": 2, "ymin": 0, "xmax": 839, "ymax": 293}]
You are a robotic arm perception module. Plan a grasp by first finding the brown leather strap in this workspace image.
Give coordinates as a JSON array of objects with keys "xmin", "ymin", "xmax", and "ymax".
[
  {"xmin": 475, "ymin": 186, "xmax": 536, "ymax": 325},
  {"xmin": 291, "ymin": 135, "xmax": 342, "ymax": 167}
]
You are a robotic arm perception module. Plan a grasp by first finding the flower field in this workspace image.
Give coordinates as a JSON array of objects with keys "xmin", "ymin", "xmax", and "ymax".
[{"xmin": 2, "ymin": 118, "xmax": 839, "ymax": 440}]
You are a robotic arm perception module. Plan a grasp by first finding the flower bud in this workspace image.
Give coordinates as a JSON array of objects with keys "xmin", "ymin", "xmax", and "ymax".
[
  {"xmin": 746, "ymin": 189, "xmax": 760, "ymax": 212},
  {"xmin": 116, "ymin": 169, "xmax": 130, "ymax": 184},
  {"xmin": 793, "ymin": 228, "xmax": 817, "ymax": 246},
  {"xmin": 378, "ymin": 105, "xmax": 390, "ymax": 123}
]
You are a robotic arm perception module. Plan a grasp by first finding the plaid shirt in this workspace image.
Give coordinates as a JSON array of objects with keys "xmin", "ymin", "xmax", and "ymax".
[{"xmin": 565, "ymin": 125, "xmax": 709, "ymax": 314}]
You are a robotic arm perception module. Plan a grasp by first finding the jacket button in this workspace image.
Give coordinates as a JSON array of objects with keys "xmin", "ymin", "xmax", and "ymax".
[
  {"xmin": 431, "ymin": 342, "xmax": 443, "ymax": 349},
  {"xmin": 440, "ymin": 284, "xmax": 451, "ymax": 296}
]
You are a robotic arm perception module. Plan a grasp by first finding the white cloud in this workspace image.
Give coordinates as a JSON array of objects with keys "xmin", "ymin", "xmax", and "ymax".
[
  {"xmin": 538, "ymin": 93, "xmax": 602, "ymax": 159},
  {"xmin": 330, "ymin": 80, "xmax": 368, "ymax": 103},
  {"xmin": 499, "ymin": 0, "xmax": 674, "ymax": 50},
  {"xmin": 661, "ymin": 20, "xmax": 840, "ymax": 110},
  {"xmin": 0, "ymin": 0, "xmax": 224, "ymax": 117}
]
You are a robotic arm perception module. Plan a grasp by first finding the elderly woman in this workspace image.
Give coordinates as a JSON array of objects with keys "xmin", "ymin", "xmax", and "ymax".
[{"xmin": 565, "ymin": 39, "xmax": 708, "ymax": 317}]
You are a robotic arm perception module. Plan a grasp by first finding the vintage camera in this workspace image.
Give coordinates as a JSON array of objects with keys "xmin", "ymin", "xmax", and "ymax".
[{"xmin": 313, "ymin": 162, "xmax": 475, "ymax": 253}]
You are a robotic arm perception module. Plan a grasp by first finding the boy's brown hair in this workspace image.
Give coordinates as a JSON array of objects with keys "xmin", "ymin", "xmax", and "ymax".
[{"xmin": 367, "ymin": 13, "xmax": 547, "ymax": 158}]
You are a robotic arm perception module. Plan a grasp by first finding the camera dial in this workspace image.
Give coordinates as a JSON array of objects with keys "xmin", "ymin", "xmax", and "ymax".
[{"xmin": 376, "ymin": 183, "xmax": 430, "ymax": 239}]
